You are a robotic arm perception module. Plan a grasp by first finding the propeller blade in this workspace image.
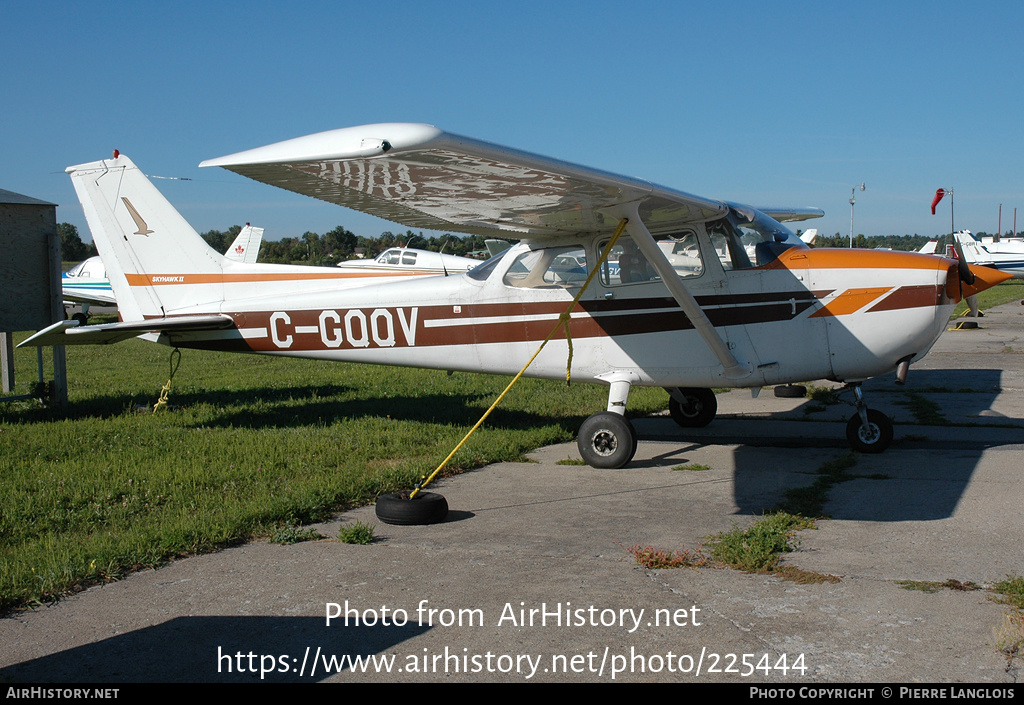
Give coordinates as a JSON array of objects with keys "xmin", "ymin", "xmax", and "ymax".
[{"xmin": 951, "ymin": 235, "xmax": 976, "ymax": 286}]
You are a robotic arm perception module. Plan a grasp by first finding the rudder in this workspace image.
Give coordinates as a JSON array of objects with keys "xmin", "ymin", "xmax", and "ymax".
[{"xmin": 66, "ymin": 154, "xmax": 226, "ymax": 321}]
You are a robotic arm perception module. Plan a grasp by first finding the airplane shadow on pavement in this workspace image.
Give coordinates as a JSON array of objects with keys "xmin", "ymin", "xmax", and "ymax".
[{"xmin": 0, "ymin": 615, "xmax": 429, "ymax": 683}]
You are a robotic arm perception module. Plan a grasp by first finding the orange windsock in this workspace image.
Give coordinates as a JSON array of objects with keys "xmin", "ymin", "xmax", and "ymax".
[{"xmin": 930, "ymin": 188, "xmax": 946, "ymax": 215}]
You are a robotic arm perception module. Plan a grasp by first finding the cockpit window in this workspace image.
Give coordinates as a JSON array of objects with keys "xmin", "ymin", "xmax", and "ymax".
[
  {"xmin": 598, "ymin": 233, "xmax": 703, "ymax": 286},
  {"xmin": 503, "ymin": 246, "xmax": 588, "ymax": 288}
]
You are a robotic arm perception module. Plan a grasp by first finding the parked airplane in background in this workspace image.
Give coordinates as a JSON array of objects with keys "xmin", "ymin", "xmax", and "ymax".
[
  {"xmin": 949, "ymin": 230, "xmax": 1024, "ymax": 279},
  {"xmin": 224, "ymin": 223, "xmax": 264, "ymax": 265},
  {"xmin": 62, "ymin": 224, "xmax": 266, "ymax": 323},
  {"xmin": 23, "ymin": 125, "xmax": 1009, "ymax": 466},
  {"xmin": 337, "ymin": 246, "xmax": 479, "ymax": 275}
]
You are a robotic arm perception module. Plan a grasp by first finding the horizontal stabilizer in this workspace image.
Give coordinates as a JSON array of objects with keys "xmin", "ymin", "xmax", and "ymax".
[{"xmin": 19, "ymin": 315, "xmax": 234, "ymax": 348}]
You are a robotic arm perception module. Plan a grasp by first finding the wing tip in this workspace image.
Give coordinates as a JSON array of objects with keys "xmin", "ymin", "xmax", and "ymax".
[{"xmin": 199, "ymin": 123, "xmax": 443, "ymax": 168}]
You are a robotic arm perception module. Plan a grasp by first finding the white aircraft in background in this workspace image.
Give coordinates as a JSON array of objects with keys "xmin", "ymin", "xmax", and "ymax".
[
  {"xmin": 338, "ymin": 246, "xmax": 479, "ymax": 275},
  {"xmin": 62, "ymin": 224, "xmax": 266, "ymax": 323},
  {"xmin": 948, "ymin": 230, "xmax": 1024, "ymax": 279},
  {"xmin": 23, "ymin": 124, "xmax": 1009, "ymax": 467}
]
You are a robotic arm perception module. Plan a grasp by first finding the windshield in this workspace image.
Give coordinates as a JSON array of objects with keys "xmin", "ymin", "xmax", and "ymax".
[
  {"xmin": 706, "ymin": 206, "xmax": 806, "ymax": 269},
  {"xmin": 465, "ymin": 250, "xmax": 507, "ymax": 281},
  {"xmin": 65, "ymin": 261, "xmax": 87, "ymax": 277}
]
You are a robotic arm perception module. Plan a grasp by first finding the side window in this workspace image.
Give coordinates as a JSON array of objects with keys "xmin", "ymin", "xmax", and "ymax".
[
  {"xmin": 401, "ymin": 251, "xmax": 417, "ymax": 265},
  {"xmin": 503, "ymin": 246, "xmax": 587, "ymax": 288},
  {"xmin": 599, "ymin": 233, "xmax": 703, "ymax": 287}
]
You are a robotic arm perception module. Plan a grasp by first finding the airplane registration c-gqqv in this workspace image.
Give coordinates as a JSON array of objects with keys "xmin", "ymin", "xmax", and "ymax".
[{"xmin": 23, "ymin": 123, "xmax": 1009, "ymax": 470}]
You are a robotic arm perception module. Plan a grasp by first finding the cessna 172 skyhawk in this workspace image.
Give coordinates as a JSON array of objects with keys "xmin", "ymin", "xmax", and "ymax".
[{"xmin": 22, "ymin": 124, "xmax": 1009, "ymax": 467}]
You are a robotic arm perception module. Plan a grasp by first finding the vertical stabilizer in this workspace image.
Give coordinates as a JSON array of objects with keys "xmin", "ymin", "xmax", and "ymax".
[
  {"xmin": 66, "ymin": 154, "xmax": 226, "ymax": 320},
  {"xmin": 224, "ymin": 224, "xmax": 264, "ymax": 263}
]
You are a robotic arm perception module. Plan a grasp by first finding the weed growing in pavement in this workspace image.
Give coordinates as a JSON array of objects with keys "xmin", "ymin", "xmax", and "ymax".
[
  {"xmin": 271, "ymin": 522, "xmax": 324, "ymax": 545},
  {"xmin": 626, "ymin": 544, "xmax": 710, "ymax": 569},
  {"xmin": 338, "ymin": 521, "xmax": 376, "ymax": 545}
]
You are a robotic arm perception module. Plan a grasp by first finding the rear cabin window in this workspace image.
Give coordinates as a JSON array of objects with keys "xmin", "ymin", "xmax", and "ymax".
[{"xmin": 503, "ymin": 246, "xmax": 588, "ymax": 288}]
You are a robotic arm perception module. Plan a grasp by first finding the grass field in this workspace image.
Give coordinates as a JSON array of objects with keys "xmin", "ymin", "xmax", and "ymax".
[
  {"xmin": 0, "ymin": 332, "xmax": 667, "ymax": 612},
  {"xmin": 954, "ymin": 279, "xmax": 1024, "ymax": 316}
]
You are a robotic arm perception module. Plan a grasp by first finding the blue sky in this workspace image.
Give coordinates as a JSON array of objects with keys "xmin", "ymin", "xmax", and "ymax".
[{"xmin": 3, "ymin": 1, "xmax": 1022, "ymax": 243}]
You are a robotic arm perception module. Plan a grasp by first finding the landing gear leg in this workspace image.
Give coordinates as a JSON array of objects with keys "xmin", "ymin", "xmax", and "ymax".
[
  {"xmin": 845, "ymin": 384, "xmax": 893, "ymax": 453},
  {"xmin": 577, "ymin": 375, "xmax": 637, "ymax": 468}
]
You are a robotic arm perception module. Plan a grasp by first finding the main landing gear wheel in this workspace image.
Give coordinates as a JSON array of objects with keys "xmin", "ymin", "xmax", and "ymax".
[
  {"xmin": 375, "ymin": 491, "xmax": 449, "ymax": 525},
  {"xmin": 577, "ymin": 412, "xmax": 637, "ymax": 469},
  {"xmin": 667, "ymin": 387, "xmax": 717, "ymax": 428},
  {"xmin": 845, "ymin": 409, "xmax": 893, "ymax": 454}
]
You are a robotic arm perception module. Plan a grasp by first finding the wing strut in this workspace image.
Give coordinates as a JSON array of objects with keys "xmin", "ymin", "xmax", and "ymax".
[{"xmin": 610, "ymin": 202, "xmax": 751, "ymax": 379}]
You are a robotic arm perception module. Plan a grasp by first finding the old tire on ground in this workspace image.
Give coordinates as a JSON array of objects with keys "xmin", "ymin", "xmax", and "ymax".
[
  {"xmin": 577, "ymin": 412, "xmax": 637, "ymax": 469},
  {"xmin": 375, "ymin": 491, "xmax": 449, "ymax": 525},
  {"xmin": 845, "ymin": 409, "xmax": 893, "ymax": 454},
  {"xmin": 667, "ymin": 387, "xmax": 717, "ymax": 428},
  {"xmin": 774, "ymin": 384, "xmax": 807, "ymax": 398}
]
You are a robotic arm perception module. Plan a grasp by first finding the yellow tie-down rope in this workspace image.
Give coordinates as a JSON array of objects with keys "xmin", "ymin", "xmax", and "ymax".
[
  {"xmin": 410, "ymin": 218, "xmax": 628, "ymax": 498},
  {"xmin": 152, "ymin": 348, "xmax": 182, "ymax": 412}
]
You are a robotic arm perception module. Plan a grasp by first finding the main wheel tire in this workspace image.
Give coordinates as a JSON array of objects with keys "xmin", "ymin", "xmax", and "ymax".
[
  {"xmin": 71, "ymin": 312, "xmax": 88, "ymax": 326},
  {"xmin": 845, "ymin": 409, "xmax": 893, "ymax": 454},
  {"xmin": 375, "ymin": 491, "xmax": 449, "ymax": 525},
  {"xmin": 667, "ymin": 388, "xmax": 717, "ymax": 428},
  {"xmin": 577, "ymin": 412, "xmax": 637, "ymax": 469}
]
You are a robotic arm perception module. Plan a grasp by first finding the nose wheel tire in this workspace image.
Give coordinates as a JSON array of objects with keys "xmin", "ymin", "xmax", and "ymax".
[
  {"xmin": 577, "ymin": 412, "xmax": 637, "ymax": 469},
  {"xmin": 845, "ymin": 409, "xmax": 893, "ymax": 453},
  {"xmin": 668, "ymin": 387, "xmax": 717, "ymax": 428},
  {"xmin": 375, "ymin": 491, "xmax": 449, "ymax": 525}
]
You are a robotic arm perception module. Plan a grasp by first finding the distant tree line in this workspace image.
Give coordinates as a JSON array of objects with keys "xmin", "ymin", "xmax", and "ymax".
[
  {"xmin": 199, "ymin": 225, "xmax": 498, "ymax": 265},
  {"xmin": 806, "ymin": 233, "xmax": 936, "ymax": 251},
  {"xmin": 64, "ymin": 219, "xmax": 1021, "ymax": 266},
  {"xmin": 804, "ymin": 231, "xmax": 1020, "ymax": 251}
]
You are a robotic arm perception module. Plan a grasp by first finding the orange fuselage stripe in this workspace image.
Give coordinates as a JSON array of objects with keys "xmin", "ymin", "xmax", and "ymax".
[{"xmin": 124, "ymin": 271, "xmax": 435, "ymax": 286}]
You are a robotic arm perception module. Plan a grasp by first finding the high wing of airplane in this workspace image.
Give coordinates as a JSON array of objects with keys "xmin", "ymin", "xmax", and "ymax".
[
  {"xmin": 23, "ymin": 124, "xmax": 1010, "ymax": 468},
  {"xmin": 61, "ymin": 223, "xmax": 267, "ymax": 323}
]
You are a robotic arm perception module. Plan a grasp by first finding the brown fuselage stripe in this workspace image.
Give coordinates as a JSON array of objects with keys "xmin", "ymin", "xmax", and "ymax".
[{"xmin": 153, "ymin": 285, "xmax": 944, "ymax": 354}]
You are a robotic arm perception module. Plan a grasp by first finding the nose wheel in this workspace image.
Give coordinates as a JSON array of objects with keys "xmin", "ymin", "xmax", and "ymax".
[{"xmin": 845, "ymin": 385, "xmax": 893, "ymax": 453}]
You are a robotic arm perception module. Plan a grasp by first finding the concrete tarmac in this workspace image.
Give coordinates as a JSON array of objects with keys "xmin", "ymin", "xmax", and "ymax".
[{"xmin": 2, "ymin": 303, "xmax": 1023, "ymax": 683}]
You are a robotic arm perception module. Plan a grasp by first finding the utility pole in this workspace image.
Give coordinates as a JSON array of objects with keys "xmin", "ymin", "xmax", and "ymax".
[{"xmin": 849, "ymin": 182, "xmax": 865, "ymax": 248}]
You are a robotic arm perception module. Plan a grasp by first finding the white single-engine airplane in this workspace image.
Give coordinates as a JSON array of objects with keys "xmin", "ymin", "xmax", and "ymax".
[
  {"xmin": 23, "ymin": 124, "xmax": 1009, "ymax": 466},
  {"xmin": 337, "ymin": 245, "xmax": 479, "ymax": 275}
]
